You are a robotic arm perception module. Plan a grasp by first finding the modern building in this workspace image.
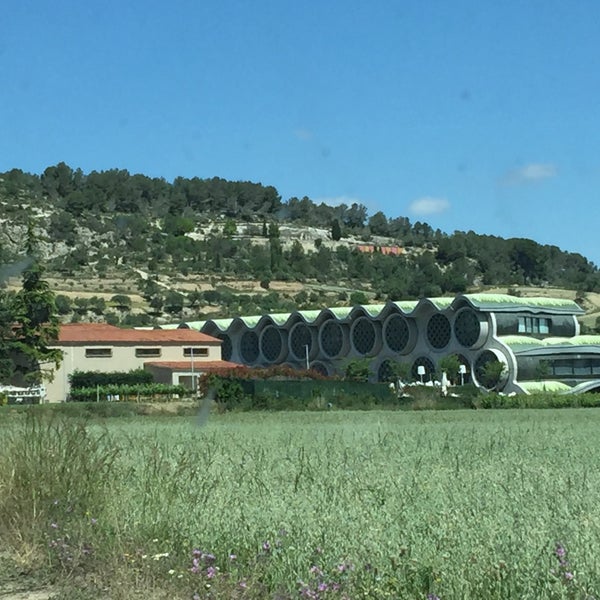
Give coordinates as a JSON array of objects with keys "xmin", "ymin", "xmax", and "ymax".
[
  {"xmin": 45, "ymin": 323, "xmax": 241, "ymax": 402},
  {"xmin": 161, "ymin": 293, "xmax": 600, "ymax": 394}
]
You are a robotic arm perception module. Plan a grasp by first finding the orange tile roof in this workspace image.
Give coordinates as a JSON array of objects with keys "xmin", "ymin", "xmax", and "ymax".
[
  {"xmin": 57, "ymin": 323, "xmax": 220, "ymax": 345},
  {"xmin": 145, "ymin": 360, "xmax": 245, "ymax": 372}
]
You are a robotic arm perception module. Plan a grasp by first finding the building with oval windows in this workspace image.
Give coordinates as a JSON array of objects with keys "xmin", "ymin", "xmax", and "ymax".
[{"xmin": 163, "ymin": 293, "xmax": 600, "ymax": 394}]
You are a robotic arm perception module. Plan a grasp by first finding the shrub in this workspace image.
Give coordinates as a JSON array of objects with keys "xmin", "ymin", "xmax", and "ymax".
[
  {"xmin": 68, "ymin": 383, "xmax": 187, "ymax": 402},
  {"xmin": 69, "ymin": 368, "xmax": 154, "ymax": 389}
]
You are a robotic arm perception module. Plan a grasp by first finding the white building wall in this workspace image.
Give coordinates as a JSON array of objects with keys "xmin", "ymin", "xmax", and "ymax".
[{"xmin": 45, "ymin": 343, "xmax": 221, "ymax": 403}]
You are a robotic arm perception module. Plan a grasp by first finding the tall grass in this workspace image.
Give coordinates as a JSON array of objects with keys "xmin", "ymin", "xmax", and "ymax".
[
  {"xmin": 0, "ymin": 413, "xmax": 118, "ymax": 574},
  {"xmin": 2, "ymin": 409, "xmax": 600, "ymax": 598}
]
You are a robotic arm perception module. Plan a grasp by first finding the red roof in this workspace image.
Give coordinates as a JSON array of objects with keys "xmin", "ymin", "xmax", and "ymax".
[
  {"xmin": 145, "ymin": 361, "xmax": 245, "ymax": 372},
  {"xmin": 57, "ymin": 323, "xmax": 220, "ymax": 345}
]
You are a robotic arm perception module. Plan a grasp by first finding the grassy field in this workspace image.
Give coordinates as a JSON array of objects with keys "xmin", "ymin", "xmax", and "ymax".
[{"xmin": 2, "ymin": 408, "xmax": 600, "ymax": 599}]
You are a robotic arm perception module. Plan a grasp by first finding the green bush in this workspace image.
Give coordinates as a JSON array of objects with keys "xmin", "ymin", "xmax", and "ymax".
[
  {"xmin": 69, "ymin": 368, "xmax": 154, "ymax": 389},
  {"xmin": 69, "ymin": 383, "xmax": 187, "ymax": 402}
]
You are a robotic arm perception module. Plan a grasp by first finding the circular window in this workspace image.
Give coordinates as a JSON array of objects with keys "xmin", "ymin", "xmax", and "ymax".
[
  {"xmin": 411, "ymin": 356, "xmax": 435, "ymax": 381},
  {"xmin": 260, "ymin": 326, "xmax": 284, "ymax": 363},
  {"xmin": 290, "ymin": 324, "xmax": 313, "ymax": 360},
  {"xmin": 454, "ymin": 309, "xmax": 481, "ymax": 348},
  {"xmin": 378, "ymin": 359, "xmax": 399, "ymax": 382},
  {"xmin": 310, "ymin": 361, "xmax": 329, "ymax": 376},
  {"xmin": 240, "ymin": 330, "xmax": 259, "ymax": 363},
  {"xmin": 220, "ymin": 335, "xmax": 232, "ymax": 361},
  {"xmin": 427, "ymin": 314, "xmax": 451, "ymax": 349},
  {"xmin": 352, "ymin": 317, "xmax": 376, "ymax": 355},
  {"xmin": 384, "ymin": 315, "xmax": 410, "ymax": 352},
  {"xmin": 320, "ymin": 320, "xmax": 345, "ymax": 358},
  {"xmin": 474, "ymin": 350, "xmax": 504, "ymax": 389}
]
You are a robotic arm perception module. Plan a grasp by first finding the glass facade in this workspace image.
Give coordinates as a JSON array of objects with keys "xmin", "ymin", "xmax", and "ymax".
[
  {"xmin": 383, "ymin": 315, "xmax": 410, "ymax": 353},
  {"xmin": 427, "ymin": 313, "xmax": 451, "ymax": 349},
  {"xmin": 352, "ymin": 318, "xmax": 376, "ymax": 355},
  {"xmin": 454, "ymin": 308, "xmax": 481, "ymax": 347},
  {"xmin": 320, "ymin": 320, "xmax": 345, "ymax": 358},
  {"xmin": 240, "ymin": 330, "xmax": 259, "ymax": 363}
]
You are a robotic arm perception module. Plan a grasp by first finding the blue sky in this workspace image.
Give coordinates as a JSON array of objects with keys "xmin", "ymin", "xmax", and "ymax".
[{"xmin": 2, "ymin": 1, "xmax": 600, "ymax": 265}]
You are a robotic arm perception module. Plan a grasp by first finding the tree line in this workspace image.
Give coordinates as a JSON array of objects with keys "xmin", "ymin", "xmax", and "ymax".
[{"xmin": 1, "ymin": 163, "xmax": 599, "ymax": 309}]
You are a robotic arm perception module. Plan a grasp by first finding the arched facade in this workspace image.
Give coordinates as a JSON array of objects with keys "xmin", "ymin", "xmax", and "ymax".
[{"xmin": 169, "ymin": 293, "xmax": 600, "ymax": 394}]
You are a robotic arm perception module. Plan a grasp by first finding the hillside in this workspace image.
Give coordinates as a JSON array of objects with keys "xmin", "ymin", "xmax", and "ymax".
[{"xmin": 1, "ymin": 164, "xmax": 600, "ymax": 331}]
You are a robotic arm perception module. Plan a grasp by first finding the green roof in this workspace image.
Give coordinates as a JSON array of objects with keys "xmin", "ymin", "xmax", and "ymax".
[
  {"xmin": 267, "ymin": 313, "xmax": 292, "ymax": 326},
  {"xmin": 361, "ymin": 304, "xmax": 386, "ymax": 317},
  {"xmin": 208, "ymin": 318, "xmax": 234, "ymax": 331},
  {"xmin": 428, "ymin": 297, "xmax": 454, "ymax": 310},
  {"xmin": 464, "ymin": 293, "xmax": 583, "ymax": 313},
  {"xmin": 500, "ymin": 335, "xmax": 549, "ymax": 351},
  {"xmin": 392, "ymin": 300, "xmax": 419, "ymax": 313},
  {"xmin": 239, "ymin": 316, "xmax": 262, "ymax": 328},
  {"xmin": 519, "ymin": 381, "xmax": 572, "ymax": 393},
  {"xmin": 501, "ymin": 335, "xmax": 600, "ymax": 352},
  {"xmin": 545, "ymin": 335, "xmax": 600, "ymax": 347},
  {"xmin": 297, "ymin": 310, "xmax": 322, "ymax": 323},
  {"xmin": 163, "ymin": 292, "xmax": 583, "ymax": 335},
  {"xmin": 328, "ymin": 306, "xmax": 353, "ymax": 319}
]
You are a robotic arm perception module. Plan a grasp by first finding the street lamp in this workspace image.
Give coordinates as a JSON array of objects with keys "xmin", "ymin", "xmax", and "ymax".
[
  {"xmin": 417, "ymin": 365, "xmax": 426, "ymax": 384},
  {"xmin": 459, "ymin": 364, "xmax": 467, "ymax": 386},
  {"xmin": 304, "ymin": 344, "xmax": 310, "ymax": 371}
]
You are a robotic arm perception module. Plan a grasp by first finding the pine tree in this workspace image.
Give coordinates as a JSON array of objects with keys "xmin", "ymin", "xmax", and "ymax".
[
  {"xmin": 0, "ymin": 290, "xmax": 16, "ymax": 381},
  {"xmin": 331, "ymin": 219, "xmax": 342, "ymax": 241},
  {"xmin": 11, "ymin": 224, "xmax": 62, "ymax": 384}
]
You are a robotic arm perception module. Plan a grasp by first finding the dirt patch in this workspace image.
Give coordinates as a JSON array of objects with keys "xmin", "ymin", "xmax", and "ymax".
[{"xmin": 0, "ymin": 588, "xmax": 56, "ymax": 600}]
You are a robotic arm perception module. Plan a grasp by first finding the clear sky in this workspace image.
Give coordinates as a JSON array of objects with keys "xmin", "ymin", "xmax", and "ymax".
[{"xmin": 2, "ymin": 1, "xmax": 599, "ymax": 265}]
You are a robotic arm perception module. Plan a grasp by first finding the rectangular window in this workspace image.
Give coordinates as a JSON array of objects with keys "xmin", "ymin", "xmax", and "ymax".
[
  {"xmin": 135, "ymin": 348, "xmax": 162, "ymax": 358},
  {"xmin": 552, "ymin": 360, "xmax": 573, "ymax": 376},
  {"xmin": 518, "ymin": 316, "xmax": 551, "ymax": 335},
  {"xmin": 85, "ymin": 348, "xmax": 112, "ymax": 358},
  {"xmin": 183, "ymin": 347, "xmax": 209, "ymax": 357},
  {"xmin": 574, "ymin": 362, "xmax": 591, "ymax": 376}
]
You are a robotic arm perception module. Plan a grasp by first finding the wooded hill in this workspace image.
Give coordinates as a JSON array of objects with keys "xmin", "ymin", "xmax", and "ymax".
[{"xmin": 1, "ymin": 163, "xmax": 599, "ymax": 328}]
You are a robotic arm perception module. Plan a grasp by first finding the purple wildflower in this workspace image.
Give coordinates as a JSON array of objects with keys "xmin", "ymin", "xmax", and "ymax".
[
  {"xmin": 318, "ymin": 582, "xmax": 328, "ymax": 592},
  {"xmin": 564, "ymin": 571, "xmax": 574, "ymax": 581},
  {"xmin": 191, "ymin": 558, "xmax": 201, "ymax": 573},
  {"xmin": 262, "ymin": 541, "xmax": 271, "ymax": 552},
  {"xmin": 206, "ymin": 566, "xmax": 218, "ymax": 578}
]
